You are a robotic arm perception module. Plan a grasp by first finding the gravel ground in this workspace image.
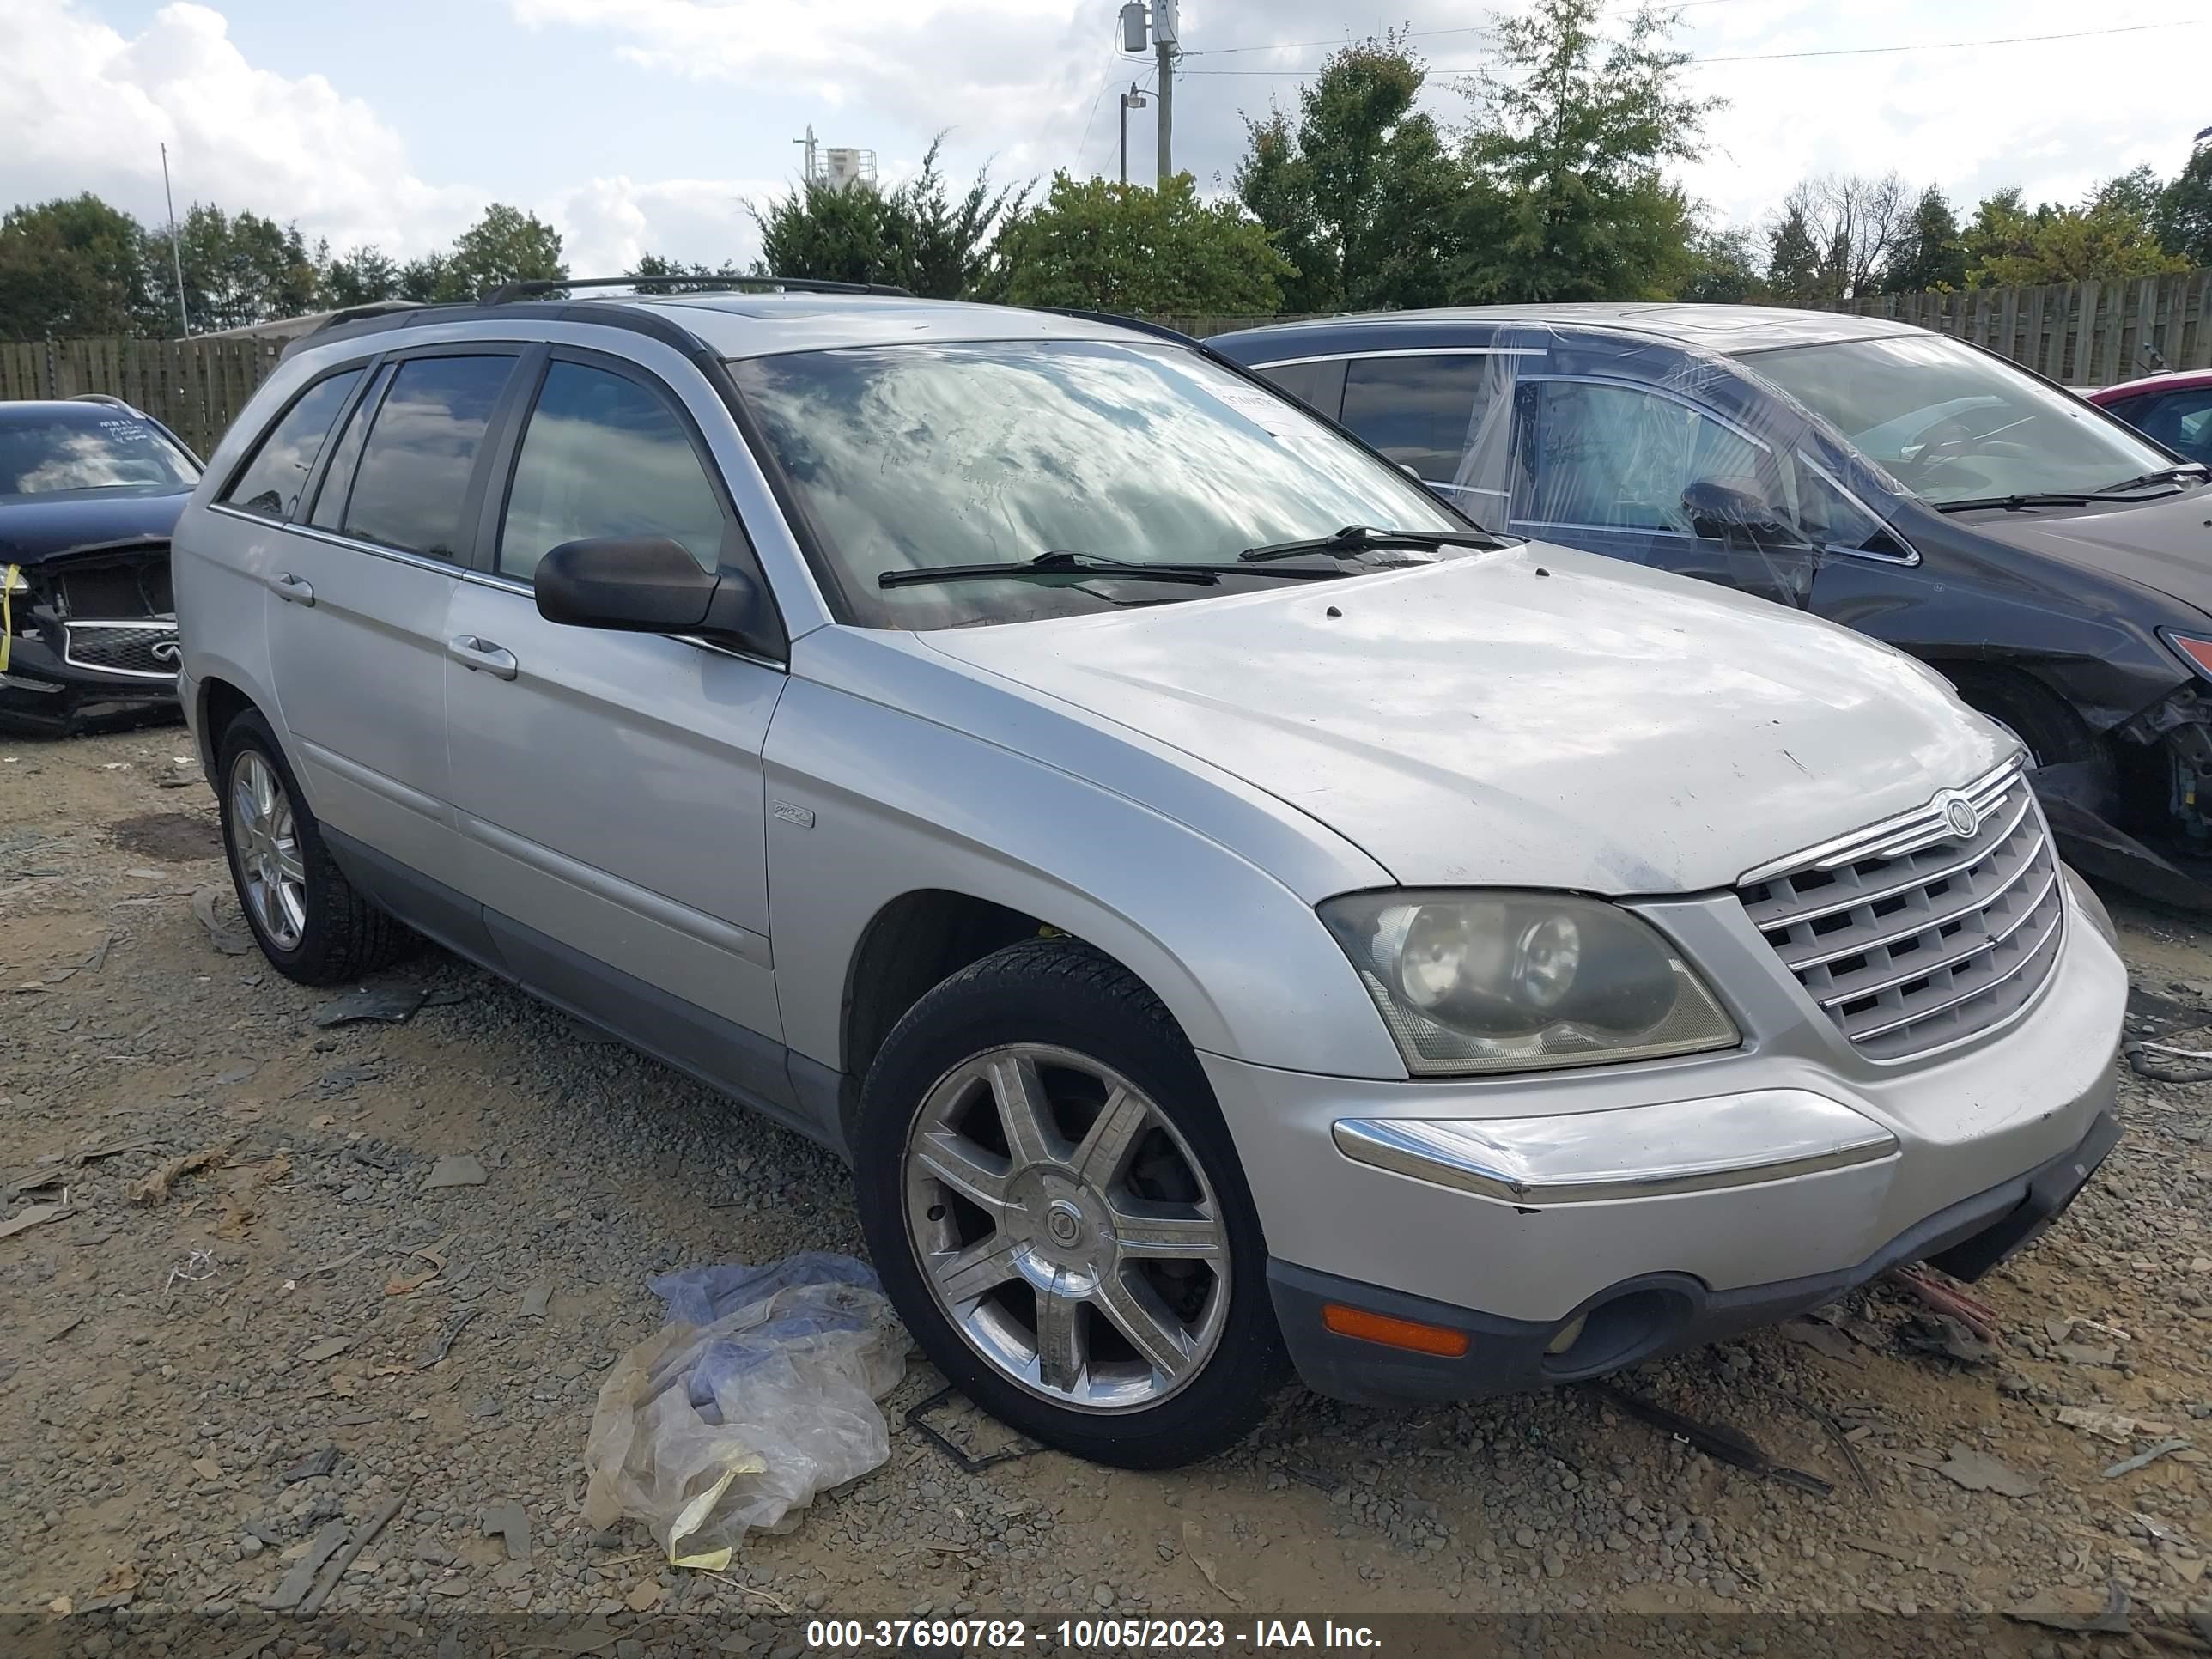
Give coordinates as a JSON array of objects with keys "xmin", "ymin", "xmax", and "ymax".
[{"xmin": 3, "ymin": 725, "xmax": 2212, "ymax": 1646}]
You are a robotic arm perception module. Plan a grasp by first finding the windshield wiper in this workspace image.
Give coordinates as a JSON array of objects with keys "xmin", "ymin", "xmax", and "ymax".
[
  {"xmin": 1238, "ymin": 523, "xmax": 1505, "ymax": 563},
  {"xmin": 878, "ymin": 550, "xmax": 1348, "ymax": 590},
  {"xmin": 1936, "ymin": 492, "xmax": 2109, "ymax": 514},
  {"xmin": 2094, "ymin": 465, "xmax": 2209, "ymax": 495},
  {"xmin": 1936, "ymin": 470, "xmax": 2210, "ymax": 514}
]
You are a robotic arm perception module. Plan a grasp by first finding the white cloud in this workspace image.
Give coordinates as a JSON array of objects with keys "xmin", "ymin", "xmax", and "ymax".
[
  {"xmin": 553, "ymin": 175, "xmax": 781, "ymax": 273},
  {"xmin": 0, "ymin": 0, "xmax": 479, "ymax": 254}
]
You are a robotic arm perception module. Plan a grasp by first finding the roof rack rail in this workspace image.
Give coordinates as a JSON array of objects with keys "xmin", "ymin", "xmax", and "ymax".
[{"xmin": 481, "ymin": 275, "xmax": 915, "ymax": 303}]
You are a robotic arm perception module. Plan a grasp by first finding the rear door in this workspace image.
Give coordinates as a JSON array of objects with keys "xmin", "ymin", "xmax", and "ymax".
[
  {"xmin": 253, "ymin": 348, "xmax": 526, "ymax": 889},
  {"xmin": 1336, "ymin": 351, "xmax": 1518, "ymax": 526},
  {"xmin": 441, "ymin": 347, "xmax": 795, "ymax": 1113}
]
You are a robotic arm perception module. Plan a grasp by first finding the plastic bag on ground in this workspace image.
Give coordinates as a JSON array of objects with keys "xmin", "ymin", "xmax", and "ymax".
[{"xmin": 583, "ymin": 1251, "xmax": 908, "ymax": 1570}]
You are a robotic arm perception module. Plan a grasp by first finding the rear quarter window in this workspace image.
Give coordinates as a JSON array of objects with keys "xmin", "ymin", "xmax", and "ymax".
[{"xmin": 221, "ymin": 370, "xmax": 365, "ymax": 520}]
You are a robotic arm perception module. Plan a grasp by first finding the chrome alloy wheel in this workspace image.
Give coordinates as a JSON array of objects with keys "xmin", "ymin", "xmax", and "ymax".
[
  {"xmin": 230, "ymin": 750, "xmax": 307, "ymax": 951},
  {"xmin": 902, "ymin": 1044, "xmax": 1231, "ymax": 1413}
]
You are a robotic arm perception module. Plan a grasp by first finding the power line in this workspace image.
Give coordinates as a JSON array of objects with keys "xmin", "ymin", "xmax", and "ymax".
[{"xmin": 1174, "ymin": 17, "xmax": 2202, "ymax": 75}]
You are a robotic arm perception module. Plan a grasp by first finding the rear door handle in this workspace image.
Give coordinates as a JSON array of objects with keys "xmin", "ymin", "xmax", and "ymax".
[
  {"xmin": 447, "ymin": 635, "xmax": 519, "ymax": 680},
  {"xmin": 268, "ymin": 572, "xmax": 314, "ymax": 606}
]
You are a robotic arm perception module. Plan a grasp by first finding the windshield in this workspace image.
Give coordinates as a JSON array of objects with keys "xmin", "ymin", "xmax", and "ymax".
[
  {"xmin": 1741, "ymin": 334, "xmax": 2174, "ymax": 507},
  {"xmin": 0, "ymin": 410, "xmax": 199, "ymax": 501},
  {"xmin": 729, "ymin": 338, "xmax": 1469, "ymax": 628}
]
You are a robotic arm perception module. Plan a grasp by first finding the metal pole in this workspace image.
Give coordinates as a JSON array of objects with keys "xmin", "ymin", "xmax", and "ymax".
[
  {"xmin": 160, "ymin": 142, "xmax": 189, "ymax": 336},
  {"xmin": 1155, "ymin": 40, "xmax": 1173, "ymax": 185},
  {"xmin": 1120, "ymin": 94, "xmax": 1128, "ymax": 186}
]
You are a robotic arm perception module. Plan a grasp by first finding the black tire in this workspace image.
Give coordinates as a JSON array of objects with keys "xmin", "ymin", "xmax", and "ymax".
[
  {"xmin": 855, "ymin": 938, "xmax": 1286, "ymax": 1468},
  {"xmin": 1942, "ymin": 665, "xmax": 2099, "ymax": 769},
  {"xmin": 215, "ymin": 708, "xmax": 416, "ymax": 986}
]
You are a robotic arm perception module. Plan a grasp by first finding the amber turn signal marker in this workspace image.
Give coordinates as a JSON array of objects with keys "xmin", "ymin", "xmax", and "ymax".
[
  {"xmin": 2172, "ymin": 634, "xmax": 2212, "ymax": 678},
  {"xmin": 1322, "ymin": 1303, "xmax": 1470, "ymax": 1358}
]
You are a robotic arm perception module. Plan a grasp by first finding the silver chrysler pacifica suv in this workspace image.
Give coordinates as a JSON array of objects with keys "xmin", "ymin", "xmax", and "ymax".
[{"xmin": 172, "ymin": 282, "xmax": 2126, "ymax": 1468}]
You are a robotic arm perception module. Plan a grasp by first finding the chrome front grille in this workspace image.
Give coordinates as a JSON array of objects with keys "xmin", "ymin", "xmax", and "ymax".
[
  {"xmin": 61, "ymin": 619, "xmax": 180, "ymax": 680},
  {"xmin": 1737, "ymin": 757, "xmax": 2064, "ymax": 1062}
]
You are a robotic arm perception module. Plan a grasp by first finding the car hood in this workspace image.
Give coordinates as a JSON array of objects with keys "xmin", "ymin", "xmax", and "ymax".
[
  {"xmin": 921, "ymin": 544, "xmax": 2008, "ymax": 894},
  {"xmin": 1960, "ymin": 484, "xmax": 2212, "ymax": 615},
  {"xmin": 0, "ymin": 492, "xmax": 186, "ymax": 567}
]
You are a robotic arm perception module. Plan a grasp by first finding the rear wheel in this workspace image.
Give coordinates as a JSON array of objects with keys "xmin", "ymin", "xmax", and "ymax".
[
  {"xmin": 854, "ymin": 939, "xmax": 1284, "ymax": 1468},
  {"xmin": 216, "ymin": 709, "xmax": 416, "ymax": 985}
]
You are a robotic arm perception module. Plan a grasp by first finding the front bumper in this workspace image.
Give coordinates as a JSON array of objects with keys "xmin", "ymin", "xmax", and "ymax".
[
  {"xmin": 1203, "ymin": 874, "xmax": 2127, "ymax": 1404},
  {"xmin": 0, "ymin": 623, "xmax": 180, "ymax": 731},
  {"xmin": 1269, "ymin": 1106, "xmax": 2118, "ymax": 1405}
]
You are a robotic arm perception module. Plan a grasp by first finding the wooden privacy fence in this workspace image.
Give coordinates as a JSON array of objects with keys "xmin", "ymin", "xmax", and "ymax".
[
  {"xmin": 0, "ymin": 335, "xmax": 284, "ymax": 456},
  {"xmin": 3, "ymin": 278, "xmax": 2209, "ymax": 454},
  {"xmin": 1836, "ymin": 270, "xmax": 2212, "ymax": 386}
]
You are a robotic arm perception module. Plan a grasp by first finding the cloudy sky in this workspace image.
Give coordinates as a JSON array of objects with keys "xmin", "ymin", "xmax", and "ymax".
[{"xmin": 1, "ymin": 0, "xmax": 2203, "ymax": 276}]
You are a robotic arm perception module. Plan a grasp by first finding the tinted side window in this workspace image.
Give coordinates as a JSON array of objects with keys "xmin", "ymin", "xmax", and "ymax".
[
  {"xmin": 1340, "ymin": 356, "xmax": 1486, "ymax": 479},
  {"xmin": 342, "ymin": 356, "xmax": 514, "ymax": 560},
  {"xmin": 497, "ymin": 362, "xmax": 727, "ymax": 581},
  {"xmin": 221, "ymin": 370, "xmax": 364, "ymax": 520},
  {"xmin": 1256, "ymin": 360, "xmax": 1328, "ymax": 410},
  {"xmin": 2136, "ymin": 389, "xmax": 2212, "ymax": 465},
  {"xmin": 308, "ymin": 362, "xmax": 392, "ymax": 531},
  {"xmin": 1515, "ymin": 380, "xmax": 1765, "ymax": 532}
]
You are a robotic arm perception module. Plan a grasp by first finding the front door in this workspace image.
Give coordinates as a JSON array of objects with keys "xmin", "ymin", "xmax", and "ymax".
[
  {"xmin": 1509, "ymin": 377, "xmax": 1822, "ymax": 609},
  {"xmin": 440, "ymin": 349, "xmax": 793, "ymax": 1112},
  {"xmin": 258, "ymin": 351, "xmax": 522, "ymax": 887}
]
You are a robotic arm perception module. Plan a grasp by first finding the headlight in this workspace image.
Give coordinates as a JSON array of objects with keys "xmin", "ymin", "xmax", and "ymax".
[{"xmin": 1320, "ymin": 890, "xmax": 1739, "ymax": 1076}]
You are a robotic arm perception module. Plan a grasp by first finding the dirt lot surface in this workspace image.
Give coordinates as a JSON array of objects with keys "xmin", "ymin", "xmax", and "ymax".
[{"xmin": 4, "ymin": 725, "xmax": 2212, "ymax": 1650}]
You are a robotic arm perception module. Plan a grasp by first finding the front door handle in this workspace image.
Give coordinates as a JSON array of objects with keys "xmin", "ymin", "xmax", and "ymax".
[
  {"xmin": 447, "ymin": 635, "xmax": 519, "ymax": 681},
  {"xmin": 268, "ymin": 572, "xmax": 314, "ymax": 606}
]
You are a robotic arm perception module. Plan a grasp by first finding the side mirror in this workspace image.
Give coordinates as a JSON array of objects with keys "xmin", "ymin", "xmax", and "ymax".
[
  {"xmin": 1682, "ymin": 478, "xmax": 1797, "ymax": 544},
  {"xmin": 534, "ymin": 535, "xmax": 783, "ymax": 659}
]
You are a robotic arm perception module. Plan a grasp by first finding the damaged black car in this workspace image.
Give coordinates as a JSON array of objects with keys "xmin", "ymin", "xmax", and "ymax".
[
  {"xmin": 0, "ymin": 395, "xmax": 201, "ymax": 735},
  {"xmin": 1211, "ymin": 307, "xmax": 2212, "ymax": 908}
]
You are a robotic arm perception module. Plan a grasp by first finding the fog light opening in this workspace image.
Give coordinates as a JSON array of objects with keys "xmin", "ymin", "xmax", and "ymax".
[{"xmin": 1540, "ymin": 1287, "xmax": 1692, "ymax": 1377}]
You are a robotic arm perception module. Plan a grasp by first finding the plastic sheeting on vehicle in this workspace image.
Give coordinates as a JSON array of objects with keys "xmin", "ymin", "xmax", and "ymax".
[
  {"xmin": 582, "ymin": 1253, "xmax": 909, "ymax": 1570},
  {"xmin": 1323, "ymin": 322, "xmax": 1919, "ymax": 613}
]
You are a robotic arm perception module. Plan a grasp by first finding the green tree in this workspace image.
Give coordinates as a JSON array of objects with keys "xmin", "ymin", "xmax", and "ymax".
[
  {"xmin": 1229, "ymin": 110, "xmax": 1335, "ymax": 313},
  {"xmin": 994, "ymin": 173, "xmax": 1291, "ymax": 317},
  {"xmin": 318, "ymin": 244, "xmax": 402, "ymax": 307},
  {"xmin": 2090, "ymin": 164, "xmax": 2166, "ymax": 224},
  {"xmin": 143, "ymin": 204, "xmax": 319, "ymax": 331},
  {"xmin": 1232, "ymin": 32, "xmax": 1462, "ymax": 313},
  {"xmin": 1877, "ymin": 185, "xmax": 1966, "ymax": 293},
  {"xmin": 1960, "ymin": 185, "xmax": 2185, "ymax": 285},
  {"xmin": 1764, "ymin": 205, "xmax": 1825, "ymax": 305},
  {"xmin": 1675, "ymin": 224, "xmax": 1764, "ymax": 303},
  {"xmin": 628, "ymin": 252, "xmax": 758, "ymax": 292},
  {"xmin": 0, "ymin": 193, "xmax": 153, "ymax": 339},
  {"xmin": 1456, "ymin": 0, "xmax": 1720, "ymax": 303},
  {"xmin": 442, "ymin": 204, "xmax": 565, "ymax": 299},
  {"xmin": 2155, "ymin": 141, "xmax": 2212, "ymax": 266},
  {"xmin": 753, "ymin": 137, "xmax": 1022, "ymax": 299}
]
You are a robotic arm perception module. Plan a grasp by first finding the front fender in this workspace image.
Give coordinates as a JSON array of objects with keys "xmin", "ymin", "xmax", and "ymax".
[{"xmin": 763, "ymin": 638, "xmax": 1407, "ymax": 1082}]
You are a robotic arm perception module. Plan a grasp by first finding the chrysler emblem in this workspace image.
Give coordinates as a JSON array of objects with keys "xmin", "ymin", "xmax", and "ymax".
[{"xmin": 1936, "ymin": 789, "xmax": 1978, "ymax": 841}]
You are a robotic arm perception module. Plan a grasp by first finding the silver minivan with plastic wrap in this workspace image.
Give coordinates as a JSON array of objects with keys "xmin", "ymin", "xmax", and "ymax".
[{"xmin": 171, "ymin": 283, "xmax": 2126, "ymax": 1468}]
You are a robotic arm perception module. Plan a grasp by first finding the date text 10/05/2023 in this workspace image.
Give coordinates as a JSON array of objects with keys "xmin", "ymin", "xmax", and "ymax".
[{"xmin": 804, "ymin": 1619, "xmax": 1383, "ymax": 1650}]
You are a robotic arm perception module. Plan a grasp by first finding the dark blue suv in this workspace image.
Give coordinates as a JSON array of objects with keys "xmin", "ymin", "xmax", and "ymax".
[{"xmin": 1212, "ymin": 304, "xmax": 2212, "ymax": 904}]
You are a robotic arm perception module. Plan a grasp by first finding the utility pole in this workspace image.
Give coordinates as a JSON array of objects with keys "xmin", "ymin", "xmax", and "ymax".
[
  {"xmin": 1153, "ymin": 1, "xmax": 1177, "ymax": 186},
  {"xmin": 160, "ymin": 141, "xmax": 189, "ymax": 337},
  {"xmin": 792, "ymin": 125, "xmax": 818, "ymax": 185},
  {"xmin": 1118, "ymin": 83, "xmax": 1148, "ymax": 186}
]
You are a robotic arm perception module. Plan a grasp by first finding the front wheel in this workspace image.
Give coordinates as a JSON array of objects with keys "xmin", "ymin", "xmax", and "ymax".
[{"xmin": 854, "ymin": 939, "xmax": 1285, "ymax": 1468}]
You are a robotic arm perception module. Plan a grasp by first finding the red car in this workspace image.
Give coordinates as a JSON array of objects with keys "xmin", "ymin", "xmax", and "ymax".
[{"xmin": 2086, "ymin": 369, "xmax": 2212, "ymax": 469}]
